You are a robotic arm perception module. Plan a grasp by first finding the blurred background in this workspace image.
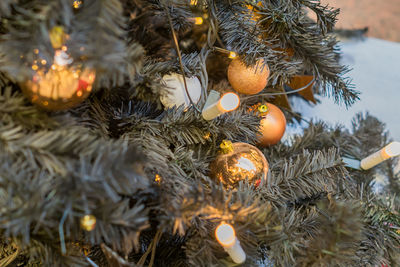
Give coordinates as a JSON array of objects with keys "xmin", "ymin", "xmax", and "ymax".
[{"xmin": 296, "ymin": 0, "xmax": 400, "ymax": 141}]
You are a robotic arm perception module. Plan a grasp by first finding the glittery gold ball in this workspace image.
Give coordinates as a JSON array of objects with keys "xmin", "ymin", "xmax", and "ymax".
[
  {"xmin": 80, "ymin": 215, "xmax": 97, "ymax": 231},
  {"xmin": 209, "ymin": 142, "xmax": 269, "ymax": 189},
  {"xmin": 21, "ymin": 50, "xmax": 95, "ymax": 111},
  {"xmin": 227, "ymin": 59, "xmax": 269, "ymax": 95}
]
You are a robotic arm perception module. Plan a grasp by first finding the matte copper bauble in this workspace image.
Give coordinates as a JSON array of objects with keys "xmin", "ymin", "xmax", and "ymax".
[
  {"xmin": 210, "ymin": 141, "xmax": 269, "ymax": 189},
  {"xmin": 254, "ymin": 103, "xmax": 286, "ymax": 146},
  {"xmin": 227, "ymin": 59, "xmax": 269, "ymax": 95}
]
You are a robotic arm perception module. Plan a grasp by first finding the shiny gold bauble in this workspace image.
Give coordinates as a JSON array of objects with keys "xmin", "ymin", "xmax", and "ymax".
[
  {"xmin": 21, "ymin": 50, "xmax": 95, "ymax": 111},
  {"xmin": 210, "ymin": 141, "xmax": 269, "ymax": 189},
  {"xmin": 227, "ymin": 59, "xmax": 269, "ymax": 95},
  {"xmin": 254, "ymin": 103, "xmax": 286, "ymax": 146}
]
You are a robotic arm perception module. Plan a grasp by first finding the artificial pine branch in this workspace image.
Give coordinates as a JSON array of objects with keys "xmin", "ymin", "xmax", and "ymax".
[
  {"xmin": 0, "ymin": 0, "xmax": 399, "ymax": 266},
  {"xmin": 264, "ymin": 148, "xmax": 350, "ymax": 204}
]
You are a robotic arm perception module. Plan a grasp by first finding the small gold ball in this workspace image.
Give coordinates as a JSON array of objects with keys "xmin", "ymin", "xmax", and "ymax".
[
  {"xmin": 227, "ymin": 59, "xmax": 269, "ymax": 95},
  {"xmin": 73, "ymin": 0, "xmax": 83, "ymax": 9},
  {"xmin": 80, "ymin": 215, "xmax": 96, "ymax": 231}
]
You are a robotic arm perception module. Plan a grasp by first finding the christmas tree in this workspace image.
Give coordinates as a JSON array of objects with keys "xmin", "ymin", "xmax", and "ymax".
[{"xmin": 0, "ymin": 0, "xmax": 399, "ymax": 266}]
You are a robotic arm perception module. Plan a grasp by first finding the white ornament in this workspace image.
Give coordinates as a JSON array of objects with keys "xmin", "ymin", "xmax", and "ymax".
[
  {"xmin": 360, "ymin": 141, "xmax": 400, "ymax": 170},
  {"xmin": 160, "ymin": 73, "xmax": 202, "ymax": 109}
]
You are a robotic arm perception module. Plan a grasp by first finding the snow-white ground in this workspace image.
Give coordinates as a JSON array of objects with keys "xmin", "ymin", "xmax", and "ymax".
[{"xmin": 293, "ymin": 37, "xmax": 400, "ymax": 141}]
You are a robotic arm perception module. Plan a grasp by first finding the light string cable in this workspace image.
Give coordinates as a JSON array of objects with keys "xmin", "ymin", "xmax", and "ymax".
[{"xmin": 162, "ymin": 0, "xmax": 202, "ymax": 113}]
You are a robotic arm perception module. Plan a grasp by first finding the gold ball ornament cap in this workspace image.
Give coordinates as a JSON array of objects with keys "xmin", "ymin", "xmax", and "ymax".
[
  {"xmin": 210, "ymin": 141, "xmax": 269, "ymax": 189},
  {"xmin": 255, "ymin": 103, "xmax": 286, "ymax": 146},
  {"xmin": 49, "ymin": 26, "xmax": 67, "ymax": 49},
  {"xmin": 227, "ymin": 59, "xmax": 269, "ymax": 95}
]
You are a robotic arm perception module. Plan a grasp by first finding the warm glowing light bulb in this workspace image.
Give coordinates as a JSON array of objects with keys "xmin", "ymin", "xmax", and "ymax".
[
  {"xmin": 216, "ymin": 223, "xmax": 236, "ymax": 246},
  {"xmin": 220, "ymin": 93, "xmax": 240, "ymax": 111},
  {"xmin": 190, "ymin": 0, "xmax": 198, "ymax": 5},
  {"xmin": 215, "ymin": 222, "xmax": 246, "ymax": 264},
  {"xmin": 202, "ymin": 93, "xmax": 240, "ymax": 120},
  {"xmin": 80, "ymin": 215, "xmax": 96, "ymax": 231},
  {"xmin": 73, "ymin": 0, "xmax": 83, "ymax": 9},
  {"xmin": 194, "ymin": 17, "xmax": 203, "ymax": 25},
  {"xmin": 361, "ymin": 141, "xmax": 400, "ymax": 170},
  {"xmin": 155, "ymin": 174, "xmax": 162, "ymax": 184},
  {"xmin": 228, "ymin": 51, "xmax": 237, "ymax": 59},
  {"xmin": 203, "ymin": 132, "xmax": 211, "ymax": 140},
  {"xmin": 385, "ymin": 142, "xmax": 400, "ymax": 157}
]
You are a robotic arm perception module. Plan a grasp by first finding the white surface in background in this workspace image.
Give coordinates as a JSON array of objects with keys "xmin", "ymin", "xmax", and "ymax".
[{"xmin": 293, "ymin": 38, "xmax": 400, "ymax": 140}]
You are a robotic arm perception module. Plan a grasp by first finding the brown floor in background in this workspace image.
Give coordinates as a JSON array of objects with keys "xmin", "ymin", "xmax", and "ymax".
[{"xmin": 321, "ymin": 0, "xmax": 400, "ymax": 42}]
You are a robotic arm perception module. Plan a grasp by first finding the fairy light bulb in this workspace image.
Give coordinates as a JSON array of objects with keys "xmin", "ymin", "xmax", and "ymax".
[
  {"xmin": 385, "ymin": 142, "xmax": 400, "ymax": 157},
  {"xmin": 215, "ymin": 223, "xmax": 246, "ymax": 264},
  {"xmin": 202, "ymin": 92, "xmax": 240, "ymax": 120},
  {"xmin": 220, "ymin": 93, "xmax": 240, "ymax": 110},
  {"xmin": 155, "ymin": 174, "xmax": 162, "ymax": 184},
  {"xmin": 80, "ymin": 215, "xmax": 96, "ymax": 231},
  {"xmin": 216, "ymin": 223, "xmax": 236, "ymax": 246},
  {"xmin": 73, "ymin": 0, "xmax": 83, "ymax": 9},
  {"xmin": 194, "ymin": 17, "xmax": 203, "ymax": 25},
  {"xmin": 188, "ymin": 17, "xmax": 204, "ymax": 25},
  {"xmin": 360, "ymin": 142, "xmax": 400, "ymax": 170},
  {"xmin": 228, "ymin": 51, "xmax": 237, "ymax": 59}
]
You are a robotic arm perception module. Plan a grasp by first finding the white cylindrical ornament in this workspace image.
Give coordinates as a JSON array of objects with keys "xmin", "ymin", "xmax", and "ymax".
[
  {"xmin": 203, "ymin": 90, "xmax": 221, "ymax": 110},
  {"xmin": 202, "ymin": 92, "xmax": 240, "ymax": 120},
  {"xmin": 360, "ymin": 142, "xmax": 400, "ymax": 170},
  {"xmin": 223, "ymin": 237, "xmax": 246, "ymax": 264},
  {"xmin": 215, "ymin": 223, "xmax": 246, "ymax": 264},
  {"xmin": 160, "ymin": 73, "xmax": 202, "ymax": 110}
]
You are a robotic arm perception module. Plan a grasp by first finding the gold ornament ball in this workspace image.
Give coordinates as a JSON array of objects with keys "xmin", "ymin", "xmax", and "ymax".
[
  {"xmin": 80, "ymin": 215, "xmax": 97, "ymax": 231},
  {"xmin": 21, "ymin": 50, "xmax": 95, "ymax": 111},
  {"xmin": 254, "ymin": 103, "xmax": 286, "ymax": 146},
  {"xmin": 227, "ymin": 59, "xmax": 269, "ymax": 95},
  {"xmin": 209, "ymin": 141, "xmax": 269, "ymax": 189}
]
